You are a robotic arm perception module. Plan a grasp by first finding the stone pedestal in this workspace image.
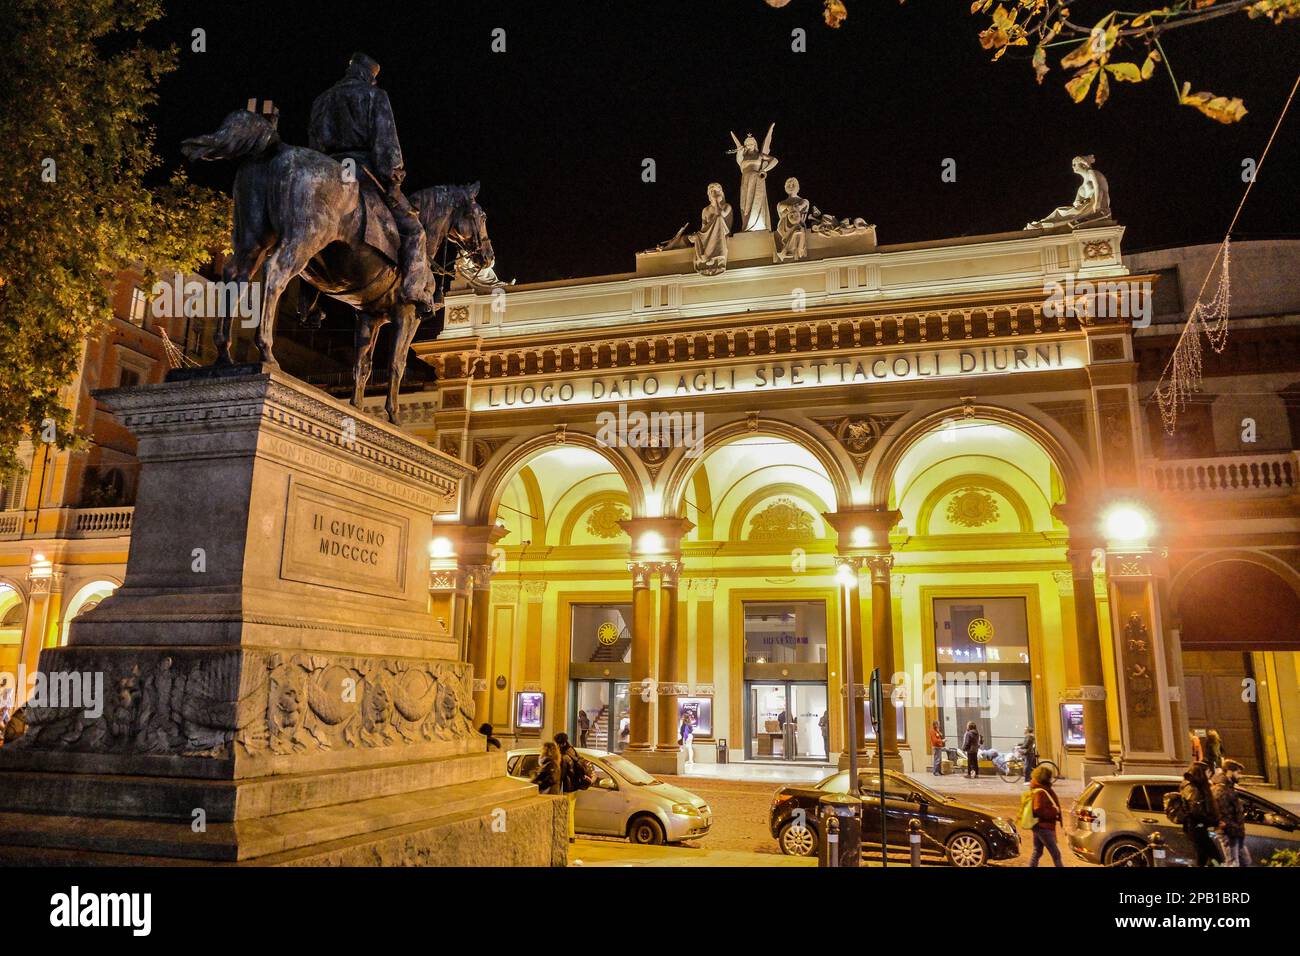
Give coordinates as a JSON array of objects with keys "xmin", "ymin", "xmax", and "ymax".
[{"xmin": 0, "ymin": 367, "xmax": 567, "ymax": 865}]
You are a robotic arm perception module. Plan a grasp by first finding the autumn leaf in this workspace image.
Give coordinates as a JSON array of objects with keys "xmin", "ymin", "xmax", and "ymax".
[
  {"xmin": 1179, "ymin": 81, "xmax": 1249, "ymax": 123},
  {"xmin": 823, "ymin": 0, "xmax": 847, "ymax": 28},
  {"xmin": 1248, "ymin": 0, "xmax": 1300, "ymax": 22},
  {"xmin": 1032, "ymin": 44, "xmax": 1049, "ymax": 84},
  {"xmin": 1141, "ymin": 48, "xmax": 1162, "ymax": 79},
  {"xmin": 1095, "ymin": 68, "xmax": 1111, "ymax": 107},
  {"xmin": 1066, "ymin": 66, "xmax": 1100, "ymax": 102},
  {"xmin": 1105, "ymin": 61, "xmax": 1145, "ymax": 82}
]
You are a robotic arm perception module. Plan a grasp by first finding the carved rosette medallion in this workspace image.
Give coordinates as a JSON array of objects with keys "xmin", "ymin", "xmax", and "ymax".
[
  {"xmin": 747, "ymin": 498, "xmax": 815, "ymax": 543},
  {"xmin": 945, "ymin": 488, "xmax": 1000, "ymax": 528},
  {"xmin": 586, "ymin": 500, "xmax": 630, "ymax": 539}
]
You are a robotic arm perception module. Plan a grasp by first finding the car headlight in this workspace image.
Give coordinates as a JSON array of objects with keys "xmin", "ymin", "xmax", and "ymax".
[
  {"xmin": 671, "ymin": 803, "xmax": 700, "ymax": 816},
  {"xmin": 994, "ymin": 818, "xmax": 1016, "ymax": 836}
]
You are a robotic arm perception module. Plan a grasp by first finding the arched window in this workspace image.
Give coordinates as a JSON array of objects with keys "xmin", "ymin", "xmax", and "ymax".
[{"xmin": 61, "ymin": 580, "xmax": 120, "ymax": 646}]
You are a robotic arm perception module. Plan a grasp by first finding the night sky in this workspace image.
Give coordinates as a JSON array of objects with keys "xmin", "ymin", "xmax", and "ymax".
[{"xmin": 150, "ymin": 1, "xmax": 1300, "ymax": 285}]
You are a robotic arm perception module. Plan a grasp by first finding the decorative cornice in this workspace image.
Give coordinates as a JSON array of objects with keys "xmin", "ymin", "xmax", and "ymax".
[{"xmin": 95, "ymin": 370, "xmax": 474, "ymax": 497}]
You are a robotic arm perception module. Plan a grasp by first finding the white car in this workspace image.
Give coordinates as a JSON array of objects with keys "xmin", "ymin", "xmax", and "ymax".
[{"xmin": 507, "ymin": 747, "xmax": 712, "ymax": 844}]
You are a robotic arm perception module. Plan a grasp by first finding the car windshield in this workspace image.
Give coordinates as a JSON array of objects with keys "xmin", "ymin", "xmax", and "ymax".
[{"xmin": 602, "ymin": 754, "xmax": 660, "ymax": 786}]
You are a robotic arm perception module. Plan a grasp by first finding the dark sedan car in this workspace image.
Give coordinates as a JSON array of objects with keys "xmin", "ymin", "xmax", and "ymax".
[{"xmin": 769, "ymin": 768, "xmax": 1021, "ymax": 866}]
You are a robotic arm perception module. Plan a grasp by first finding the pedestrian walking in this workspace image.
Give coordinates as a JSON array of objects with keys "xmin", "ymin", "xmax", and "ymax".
[
  {"xmin": 819, "ymin": 710, "xmax": 829, "ymax": 759},
  {"xmin": 1027, "ymin": 764, "xmax": 1064, "ymax": 867},
  {"xmin": 961, "ymin": 721, "xmax": 981, "ymax": 779},
  {"xmin": 1176, "ymin": 761, "xmax": 1223, "ymax": 867},
  {"xmin": 1189, "ymin": 730, "xmax": 1204, "ymax": 764},
  {"xmin": 1212, "ymin": 758, "xmax": 1251, "ymax": 867},
  {"xmin": 531, "ymin": 741, "xmax": 563, "ymax": 795},
  {"xmin": 577, "ymin": 709, "xmax": 591, "ymax": 748},
  {"xmin": 479, "ymin": 722, "xmax": 501, "ymax": 752},
  {"xmin": 679, "ymin": 710, "xmax": 696, "ymax": 765},
  {"xmin": 1021, "ymin": 726, "xmax": 1038, "ymax": 783},
  {"xmin": 555, "ymin": 731, "xmax": 592, "ymax": 843},
  {"xmin": 1204, "ymin": 729, "xmax": 1224, "ymax": 773},
  {"xmin": 929, "ymin": 720, "xmax": 945, "ymax": 775}
]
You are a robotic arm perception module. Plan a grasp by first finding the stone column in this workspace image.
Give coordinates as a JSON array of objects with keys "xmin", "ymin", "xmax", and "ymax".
[
  {"xmin": 627, "ymin": 560, "xmax": 656, "ymax": 753},
  {"xmin": 838, "ymin": 557, "xmax": 867, "ymax": 764},
  {"xmin": 465, "ymin": 563, "xmax": 496, "ymax": 726},
  {"xmin": 866, "ymin": 553, "xmax": 902, "ymax": 766},
  {"xmin": 618, "ymin": 516, "xmax": 694, "ymax": 774},
  {"xmin": 1106, "ymin": 546, "xmax": 1181, "ymax": 773},
  {"xmin": 655, "ymin": 560, "xmax": 687, "ymax": 766},
  {"xmin": 1066, "ymin": 543, "xmax": 1115, "ymax": 780},
  {"xmin": 17, "ymin": 568, "xmax": 61, "ymax": 706}
]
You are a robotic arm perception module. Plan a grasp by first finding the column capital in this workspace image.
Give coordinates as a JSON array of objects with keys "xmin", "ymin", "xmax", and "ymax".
[
  {"xmin": 522, "ymin": 580, "xmax": 548, "ymax": 603},
  {"xmin": 463, "ymin": 563, "xmax": 495, "ymax": 591},
  {"xmin": 428, "ymin": 567, "xmax": 470, "ymax": 592},
  {"xmin": 1052, "ymin": 569, "xmax": 1075, "ymax": 597},
  {"xmin": 864, "ymin": 553, "xmax": 894, "ymax": 583},
  {"xmin": 659, "ymin": 560, "xmax": 683, "ymax": 589},
  {"xmin": 628, "ymin": 561, "xmax": 656, "ymax": 589}
]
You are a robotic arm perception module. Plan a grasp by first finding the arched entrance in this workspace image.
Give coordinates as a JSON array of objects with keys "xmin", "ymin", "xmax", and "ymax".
[
  {"xmin": 877, "ymin": 414, "xmax": 1080, "ymax": 771},
  {"xmin": 672, "ymin": 432, "xmax": 844, "ymax": 764},
  {"xmin": 1175, "ymin": 557, "xmax": 1300, "ymax": 775},
  {"xmin": 485, "ymin": 444, "xmax": 637, "ymax": 746}
]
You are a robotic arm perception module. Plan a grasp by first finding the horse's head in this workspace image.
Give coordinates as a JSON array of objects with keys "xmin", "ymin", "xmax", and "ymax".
[{"xmin": 446, "ymin": 182, "xmax": 494, "ymax": 271}]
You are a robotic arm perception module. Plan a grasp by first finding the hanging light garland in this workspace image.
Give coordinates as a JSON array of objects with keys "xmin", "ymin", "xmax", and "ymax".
[{"xmin": 1155, "ymin": 73, "xmax": 1299, "ymax": 434}]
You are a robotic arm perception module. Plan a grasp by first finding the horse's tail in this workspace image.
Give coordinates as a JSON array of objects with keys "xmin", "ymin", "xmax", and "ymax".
[{"xmin": 182, "ymin": 110, "xmax": 281, "ymax": 164}]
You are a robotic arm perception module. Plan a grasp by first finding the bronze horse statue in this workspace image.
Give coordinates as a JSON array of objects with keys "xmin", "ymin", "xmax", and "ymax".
[{"xmin": 182, "ymin": 109, "xmax": 493, "ymax": 422}]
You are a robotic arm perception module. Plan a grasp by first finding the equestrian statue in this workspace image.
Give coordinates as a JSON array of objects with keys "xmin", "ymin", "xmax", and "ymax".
[{"xmin": 182, "ymin": 52, "xmax": 496, "ymax": 423}]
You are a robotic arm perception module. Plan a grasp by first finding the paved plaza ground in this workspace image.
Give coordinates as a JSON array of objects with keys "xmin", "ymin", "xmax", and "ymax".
[{"xmin": 568, "ymin": 764, "xmax": 1300, "ymax": 867}]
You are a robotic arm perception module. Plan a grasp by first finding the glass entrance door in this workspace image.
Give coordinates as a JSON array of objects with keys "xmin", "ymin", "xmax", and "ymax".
[
  {"xmin": 572, "ymin": 679, "xmax": 630, "ymax": 753},
  {"xmin": 746, "ymin": 681, "xmax": 829, "ymax": 761}
]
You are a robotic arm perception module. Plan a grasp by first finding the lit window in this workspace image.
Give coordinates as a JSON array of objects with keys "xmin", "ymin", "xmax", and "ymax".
[{"xmin": 129, "ymin": 287, "xmax": 148, "ymax": 326}]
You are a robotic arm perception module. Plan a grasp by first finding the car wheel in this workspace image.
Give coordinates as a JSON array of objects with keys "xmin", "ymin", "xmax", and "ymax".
[
  {"xmin": 945, "ymin": 831, "xmax": 989, "ymax": 867},
  {"xmin": 628, "ymin": 815, "xmax": 665, "ymax": 845},
  {"xmin": 1104, "ymin": 839, "xmax": 1150, "ymax": 867},
  {"xmin": 779, "ymin": 820, "xmax": 819, "ymax": 857}
]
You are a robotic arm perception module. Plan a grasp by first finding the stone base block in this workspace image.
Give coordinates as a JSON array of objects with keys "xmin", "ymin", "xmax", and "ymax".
[
  {"xmin": 0, "ymin": 770, "xmax": 567, "ymax": 866},
  {"xmin": 623, "ymin": 748, "xmax": 686, "ymax": 775}
]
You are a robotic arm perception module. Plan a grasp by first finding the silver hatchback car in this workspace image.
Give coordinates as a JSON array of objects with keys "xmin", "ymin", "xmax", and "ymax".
[
  {"xmin": 507, "ymin": 748, "xmax": 712, "ymax": 845},
  {"xmin": 1067, "ymin": 774, "xmax": 1300, "ymax": 866}
]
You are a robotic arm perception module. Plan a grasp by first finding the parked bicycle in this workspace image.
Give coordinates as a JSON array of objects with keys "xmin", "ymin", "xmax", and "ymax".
[{"xmin": 997, "ymin": 746, "xmax": 1059, "ymax": 784}]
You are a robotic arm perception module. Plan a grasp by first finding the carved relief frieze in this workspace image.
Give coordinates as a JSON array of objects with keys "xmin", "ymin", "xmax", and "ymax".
[{"xmin": 2, "ymin": 649, "xmax": 478, "ymax": 759}]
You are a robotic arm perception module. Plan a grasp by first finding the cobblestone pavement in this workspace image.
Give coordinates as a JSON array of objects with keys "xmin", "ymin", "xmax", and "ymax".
[{"xmin": 660, "ymin": 771, "xmax": 1091, "ymax": 867}]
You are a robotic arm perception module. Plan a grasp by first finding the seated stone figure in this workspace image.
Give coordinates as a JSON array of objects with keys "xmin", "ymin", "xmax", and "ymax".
[
  {"xmin": 775, "ymin": 177, "xmax": 810, "ymax": 262},
  {"xmin": 1025, "ymin": 154, "xmax": 1112, "ymax": 230}
]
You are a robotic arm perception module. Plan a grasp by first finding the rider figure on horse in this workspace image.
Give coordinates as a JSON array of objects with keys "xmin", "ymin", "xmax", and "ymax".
[{"xmin": 308, "ymin": 52, "xmax": 435, "ymax": 317}]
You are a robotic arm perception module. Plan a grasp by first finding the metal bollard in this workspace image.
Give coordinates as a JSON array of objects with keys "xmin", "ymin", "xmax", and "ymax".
[
  {"xmin": 908, "ymin": 818, "xmax": 923, "ymax": 867},
  {"xmin": 1148, "ymin": 831, "xmax": 1166, "ymax": 868},
  {"xmin": 826, "ymin": 814, "xmax": 839, "ymax": 868}
]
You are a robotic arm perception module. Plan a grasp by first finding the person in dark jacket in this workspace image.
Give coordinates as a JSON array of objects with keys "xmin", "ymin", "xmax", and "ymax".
[
  {"xmin": 1028, "ymin": 764, "xmax": 1064, "ymax": 867},
  {"xmin": 1021, "ymin": 726, "xmax": 1038, "ymax": 783},
  {"xmin": 1204, "ymin": 729, "xmax": 1224, "ymax": 773},
  {"xmin": 961, "ymin": 722, "xmax": 982, "ymax": 779},
  {"xmin": 1180, "ymin": 761, "xmax": 1222, "ymax": 866},
  {"xmin": 307, "ymin": 52, "xmax": 433, "ymax": 314},
  {"xmin": 531, "ymin": 741, "xmax": 563, "ymax": 796},
  {"xmin": 555, "ymin": 732, "xmax": 591, "ymax": 843},
  {"xmin": 479, "ymin": 722, "xmax": 501, "ymax": 751},
  {"xmin": 1212, "ymin": 758, "xmax": 1251, "ymax": 866}
]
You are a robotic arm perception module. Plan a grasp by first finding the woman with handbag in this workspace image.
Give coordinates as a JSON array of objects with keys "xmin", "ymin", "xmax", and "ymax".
[{"xmin": 1027, "ymin": 764, "xmax": 1064, "ymax": 867}]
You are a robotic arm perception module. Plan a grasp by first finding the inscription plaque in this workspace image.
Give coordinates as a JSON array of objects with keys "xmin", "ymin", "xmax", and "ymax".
[{"xmin": 281, "ymin": 480, "xmax": 409, "ymax": 597}]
